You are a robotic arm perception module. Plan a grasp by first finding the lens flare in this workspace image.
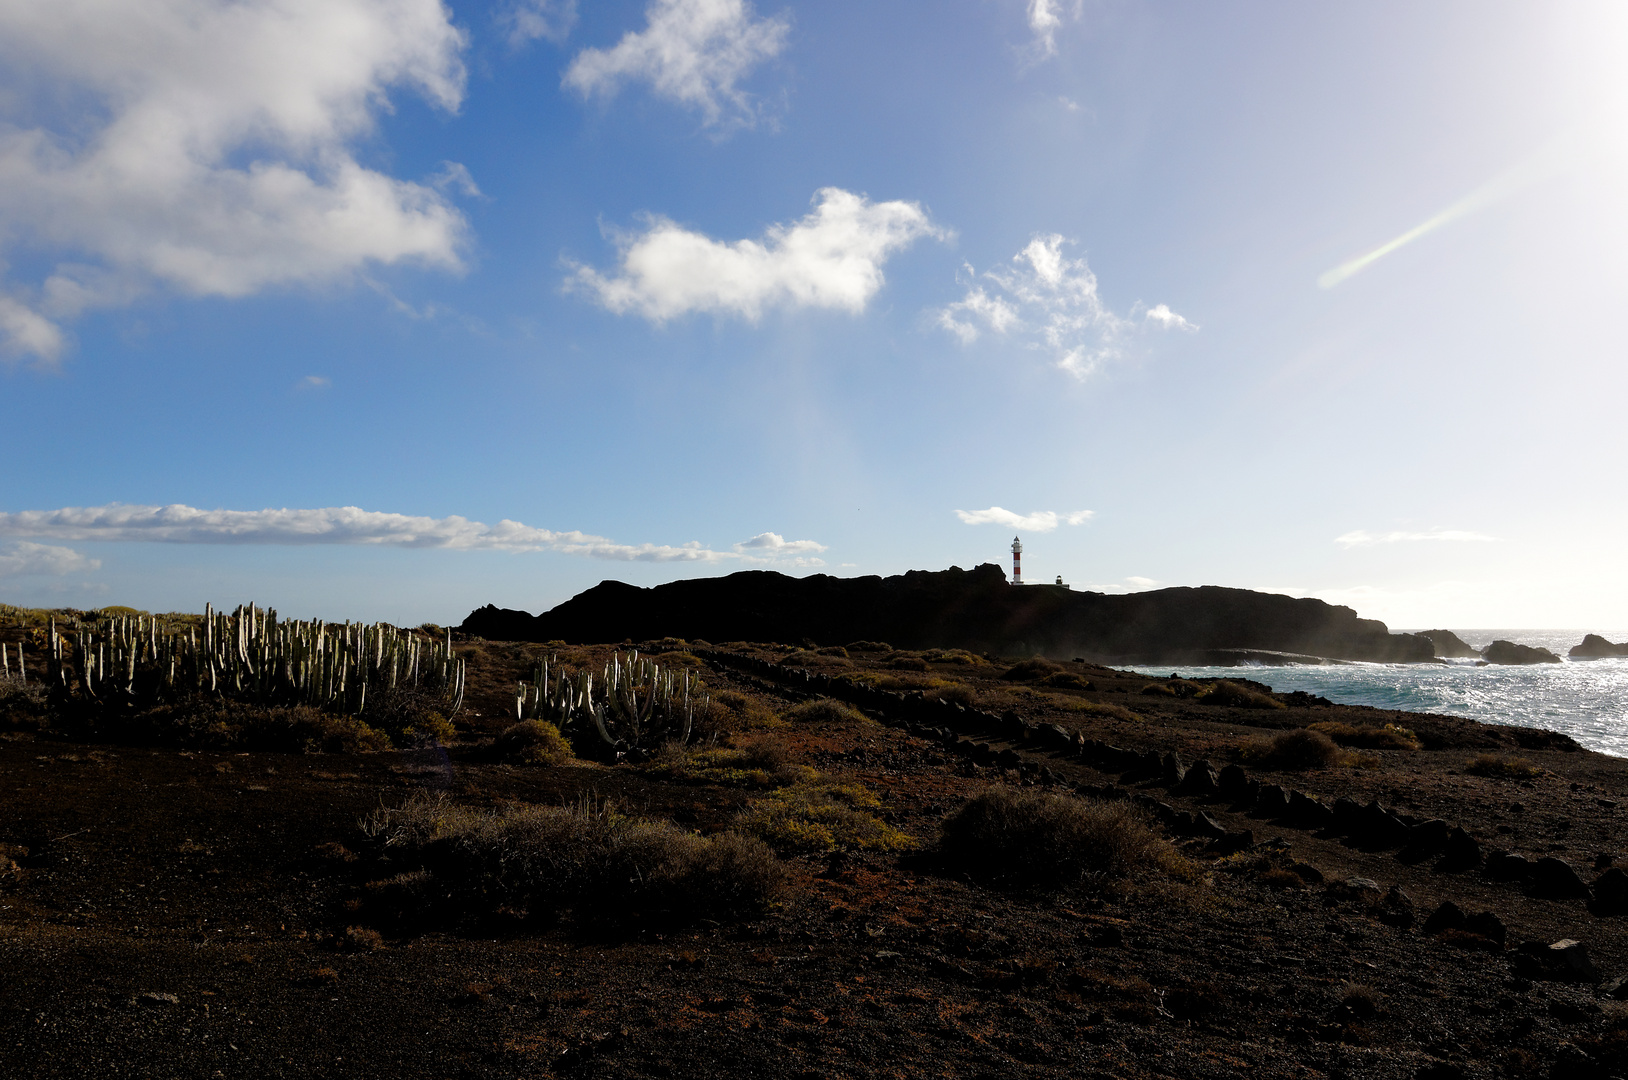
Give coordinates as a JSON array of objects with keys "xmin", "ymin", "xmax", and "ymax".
[{"xmin": 1318, "ymin": 146, "xmax": 1566, "ymax": 289}]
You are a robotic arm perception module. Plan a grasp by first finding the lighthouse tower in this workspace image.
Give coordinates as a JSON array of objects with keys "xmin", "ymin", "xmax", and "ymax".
[{"xmin": 1011, "ymin": 535, "xmax": 1023, "ymax": 585}]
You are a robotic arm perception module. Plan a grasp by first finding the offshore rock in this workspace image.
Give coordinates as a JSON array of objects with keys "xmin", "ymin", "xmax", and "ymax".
[
  {"xmin": 1570, "ymin": 634, "xmax": 1628, "ymax": 659},
  {"xmin": 1481, "ymin": 640, "xmax": 1562, "ymax": 665},
  {"xmin": 1419, "ymin": 630, "xmax": 1481, "ymax": 659}
]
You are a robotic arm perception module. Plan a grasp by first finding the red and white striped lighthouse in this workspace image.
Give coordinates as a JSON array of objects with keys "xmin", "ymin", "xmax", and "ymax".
[{"xmin": 1011, "ymin": 535, "xmax": 1023, "ymax": 585}]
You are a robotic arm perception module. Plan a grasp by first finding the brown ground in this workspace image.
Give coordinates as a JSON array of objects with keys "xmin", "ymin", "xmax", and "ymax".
[{"xmin": 4, "ymin": 638, "xmax": 1628, "ymax": 1079}]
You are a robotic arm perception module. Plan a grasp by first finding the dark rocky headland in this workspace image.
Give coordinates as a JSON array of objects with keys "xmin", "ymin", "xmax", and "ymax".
[{"xmin": 463, "ymin": 564, "xmax": 1436, "ymax": 665}]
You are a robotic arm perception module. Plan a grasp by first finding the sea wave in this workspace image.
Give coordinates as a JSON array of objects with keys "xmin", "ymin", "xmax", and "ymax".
[{"xmin": 1123, "ymin": 630, "xmax": 1628, "ymax": 757}]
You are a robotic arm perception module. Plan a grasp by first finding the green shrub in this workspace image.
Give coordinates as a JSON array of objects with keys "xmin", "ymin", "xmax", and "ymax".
[
  {"xmin": 845, "ymin": 641, "xmax": 892, "ymax": 653},
  {"xmin": 782, "ymin": 697, "xmax": 871, "ymax": 725},
  {"xmin": 1198, "ymin": 680, "xmax": 1284, "ymax": 710},
  {"xmin": 937, "ymin": 786, "xmax": 1185, "ymax": 888},
  {"xmin": 1465, "ymin": 754, "xmax": 1541, "ymax": 779},
  {"xmin": 1140, "ymin": 683, "xmax": 1177, "ymax": 697},
  {"xmin": 1240, "ymin": 728, "xmax": 1341, "ymax": 770},
  {"xmin": 495, "ymin": 720, "xmax": 573, "ymax": 765},
  {"xmin": 363, "ymin": 793, "xmax": 786, "ymax": 927},
  {"xmin": 737, "ymin": 782, "xmax": 915, "ymax": 855},
  {"xmin": 1043, "ymin": 671, "xmax": 1093, "ymax": 690},
  {"xmin": 886, "ymin": 654, "xmax": 930, "ymax": 672},
  {"xmin": 1308, "ymin": 721, "xmax": 1420, "ymax": 751},
  {"xmin": 815, "ymin": 645, "xmax": 850, "ymax": 658}
]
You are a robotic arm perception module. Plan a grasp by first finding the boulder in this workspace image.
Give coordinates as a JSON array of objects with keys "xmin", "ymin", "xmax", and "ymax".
[
  {"xmin": 1176, "ymin": 759, "xmax": 1220, "ymax": 797},
  {"xmin": 1481, "ymin": 640, "xmax": 1562, "ymax": 665},
  {"xmin": 1512, "ymin": 939, "xmax": 1601, "ymax": 984},
  {"xmin": 1287, "ymin": 790, "xmax": 1334, "ymax": 830},
  {"xmin": 1399, "ymin": 818, "xmax": 1452, "ymax": 863},
  {"xmin": 1485, "ymin": 851, "xmax": 1535, "ymax": 882},
  {"xmin": 1569, "ymin": 634, "xmax": 1628, "ymax": 659},
  {"xmin": 1351, "ymin": 801, "xmax": 1412, "ymax": 850},
  {"xmin": 1419, "ymin": 630, "xmax": 1481, "ymax": 659},
  {"xmin": 1253, "ymin": 785, "xmax": 1291, "ymax": 819},
  {"xmin": 1434, "ymin": 827, "xmax": 1483, "ymax": 873},
  {"xmin": 1159, "ymin": 751, "xmax": 1186, "ymax": 788},
  {"xmin": 1464, "ymin": 911, "xmax": 1506, "ymax": 947},
  {"xmin": 1421, "ymin": 900, "xmax": 1466, "ymax": 936},
  {"xmin": 1216, "ymin": 763, "xmax": 1252, "ymax": 800},
  {"xmin": 1590, "ymin": 867, "xmax": 1628, "ymax": 915},
  {"xmin": 1372, "ymin": 885, "xmax": 1415, "ymax": 928},
  {"xmin": 1526, "ymin": 857, "xmax": 1592, "ymax": 901}
]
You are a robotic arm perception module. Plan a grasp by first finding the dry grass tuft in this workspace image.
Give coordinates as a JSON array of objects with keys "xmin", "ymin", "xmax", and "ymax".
[
  {"xmin": 736, "ymin": 782, "xmax": 915, "ymax": 855},
  {"xmin": 1308, "ymin": 721, "xmax": 1420, "ymax": 751},
  {"xmin": 937, "ymin": 786, "xmax": 1187, "ymax": 889},
  {"xmin": 1239, "ymin": 728, "xmax": 1342, "ymax": 771},
  {"xmin": 1466, "ymin": 754, "xmax": 1542, "ymax": 779},
  {"xmin": 782, "ymin": 697, "xmax": 872, "ymax": 725},
  {"xmin": 494, "ymin": 720, "xmax": 573, "ymax": 766},
  {"xmin": 1001, "ymin": 657, "xmax": 1063, "ymax": 682},
  {"xmin": 1198, "ymin": 680, "xmax": 1284, "ymax": 710},
  {"xmin": 363, "ymin": 793, "xmax": 786, "ymax": 927}
]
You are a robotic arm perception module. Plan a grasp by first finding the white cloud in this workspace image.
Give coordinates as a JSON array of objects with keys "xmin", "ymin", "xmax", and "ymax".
[
  {"xmin": 0, "ymin": 503, "xmax": 824, "ymax": 566},
  {"xmin": 563, "ymin": 0, "xmax": 789, "ymax": 128},
  {"xmin": 1027, "ymin": 0, "xmax": 1064, "ymax": 55},
  {"xmin": 1125, "ymin": 576, "xmax": 1159, "ymax": 588},
  {"xmin": 500, "ymin": 0, "xmax": 579, "ymax": 45},
  {"xmin": 0, "ymin": 0, "xmax": 471, "ymax": 362},
  {"xmin": 937, "ymin": 235, "xmax": 1195, "ymax": 379},
  {"xmin": 0, "ymin": 541, "xmax": 100, "ymax": 578},
  {"xmin": 1335, "ymin": 528, "xmax": 1499, "ymax": 548},
  {"xmin": 297, "ymin": 375, "xmax": 331, "ymax": 390},
  {"xmin": 569, "ymin": 187, "xmax": 945, "ymax": 321},
  {"xmin": 955, "ymin": 507, "xmax": 1093, "ymax": 532}
]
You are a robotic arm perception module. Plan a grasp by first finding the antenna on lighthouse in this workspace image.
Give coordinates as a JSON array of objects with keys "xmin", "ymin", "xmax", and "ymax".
[{"xmin": 1011, "ymin": 535, "xmax": 1022, "ymax": 585}]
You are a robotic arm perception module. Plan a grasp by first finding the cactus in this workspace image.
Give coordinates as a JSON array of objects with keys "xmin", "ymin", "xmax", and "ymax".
[
  {"xmin": 517, "ymin": 650, "xmax": 705, "ymax": 758},
  {"xmin": 30, "ymin": 603, "xmax": 466, "ymax": 726}
]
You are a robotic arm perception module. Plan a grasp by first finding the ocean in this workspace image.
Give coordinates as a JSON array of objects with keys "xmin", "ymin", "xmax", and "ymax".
[{"xmin": 1122, "ymin": 630, "xmax": 1628, "ymax": 758}]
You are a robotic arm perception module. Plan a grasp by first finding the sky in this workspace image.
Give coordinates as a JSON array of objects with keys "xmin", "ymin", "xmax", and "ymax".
[{"xmin": 2, "ymin": 0, "xmax": 1627, "ymax": 630}]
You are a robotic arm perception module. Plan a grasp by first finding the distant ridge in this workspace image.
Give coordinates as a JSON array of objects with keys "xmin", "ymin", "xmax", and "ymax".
[{"xmin": 461, "ymin": 564, "xmax": 1434, "ymax": 665}]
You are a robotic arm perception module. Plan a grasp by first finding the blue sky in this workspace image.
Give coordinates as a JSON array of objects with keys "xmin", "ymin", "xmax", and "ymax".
[{"xmin": 2, "ymin": 0, "xmax": 1626, "ymax": 629}]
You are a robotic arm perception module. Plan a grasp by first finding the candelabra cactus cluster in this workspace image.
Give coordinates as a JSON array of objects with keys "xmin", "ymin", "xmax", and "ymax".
[
  {"xmin": 517, "ymin": 650, "xmax": 705, "ymax": 756},
  {"xmin": 29, "ymin": 603, "xmax": 464, "ymax": 718}
]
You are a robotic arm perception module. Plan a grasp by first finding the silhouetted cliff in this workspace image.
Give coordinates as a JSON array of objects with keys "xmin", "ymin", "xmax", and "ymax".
[{"xmin": 461, "ymin": 564, "xmax": 1435, "ymax": 665}]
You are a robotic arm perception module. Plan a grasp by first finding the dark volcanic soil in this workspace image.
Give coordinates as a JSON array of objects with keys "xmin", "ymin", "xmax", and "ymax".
[{"xmin": 4, "ymin": 641, "xmax": 1628, "ymax": 1079}]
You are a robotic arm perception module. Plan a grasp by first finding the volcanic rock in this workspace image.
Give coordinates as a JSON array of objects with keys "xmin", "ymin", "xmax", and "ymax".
[
  {"xmin": 1526, "ymin": 857, "xmax": 1592, "ymax": 900},
  {"xmin": 1419, "ymin": 630, "xmax": 1481, "ymax": 659},
  {"xmin": 1570, "ymin": 634, "xmax": 1628, "ymax": 659},
  {"xmin": 461, "ymin": 566, "xmax": 1438, "ymax": 664},
  {"xmin": 1480, "ymin": 640, "xmax": 1562, "ymax": 665}
]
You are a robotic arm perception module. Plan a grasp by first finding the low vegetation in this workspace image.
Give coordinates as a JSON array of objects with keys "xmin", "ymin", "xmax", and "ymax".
[
  {"xmin": 362, "ymin": 792, "xmax": 786, "ymax": 928},
  {"xmin": 1001, "ymin": 657, "xmax": 1062, "ymax": 682},
  {"xmin": 736, "ymin": 781, "xmax": 915, "ymax": 855},
  {"xmin": 1308, "ymin": 721, "xmax": 1420, "ymax": 751},
  {"xmin": 1197, "ymin": 680, "xmax": 1285, "ymax": 710},
  {"xmin": 494, "ymin": 719, "xmax": 573, "ymax": 765},
  {"xmin": 1466, "ymin": 754, "xmax": 1542, "ymax": 779},
  {"xmin": 936, "ymin": 786, "xmax": 1187, "ymax": 889},
  {"xmin": 782, "ymin": 697, "xmax": 872, "ymax": 725},
  {"xmin": 644, "ymin": 736, "xmax": 816, "ymax": 787},
  {"xmin": 1240, "ymin": 728, "xmax": 1343, "ymax": 771}
]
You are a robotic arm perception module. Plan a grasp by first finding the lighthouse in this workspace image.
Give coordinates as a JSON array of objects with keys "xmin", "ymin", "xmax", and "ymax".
[{"xmin": 1011, "ymin": 535, "xmax": 1022, "ymax": 585}]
